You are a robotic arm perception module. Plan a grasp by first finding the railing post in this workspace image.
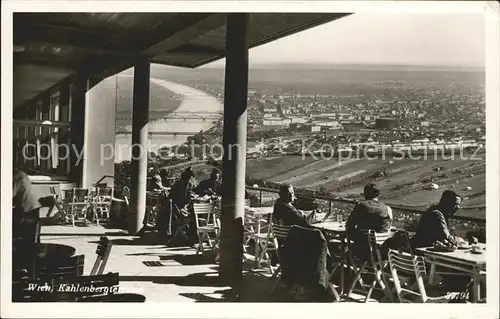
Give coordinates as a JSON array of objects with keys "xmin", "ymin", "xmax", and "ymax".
[{"xmin": 259, "ymin": 190, "xmax": 263, "ymax": 207}]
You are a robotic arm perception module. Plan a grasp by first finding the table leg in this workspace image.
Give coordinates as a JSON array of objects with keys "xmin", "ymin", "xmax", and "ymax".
[
  {"xmin": 254, "ymin": 241, "xmax": 260, "ymax": 266},
  {"xmin": 340, "ymin": 265, "xmax": 345, "ymax": 295},
  {"xmin": 472, "ymin": 271, "xmax": 480, "ymax": 303},
  {"xmin": 428, "ymin": 263, "xmax": 437, "ymax": 285}
]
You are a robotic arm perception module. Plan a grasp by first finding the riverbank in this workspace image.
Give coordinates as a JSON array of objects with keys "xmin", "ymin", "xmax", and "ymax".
[{"xmin": 115, "ymin": 76, "xmax": 223, "ymax": 162}]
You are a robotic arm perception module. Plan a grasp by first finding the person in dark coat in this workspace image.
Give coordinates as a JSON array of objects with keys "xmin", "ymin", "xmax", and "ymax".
[
  {"xmin": 346, "ymin": 183, "xmax": 392, "ymax": 260},
  {"xmin": 411, "ymin": 190, "xmax": 473, "ymax": 295},
  {"xmin": 169, "ymin": 167, "xmax": 197, "ymax": 211},
  {"xmin": 272, "ymin": 184, "xmax": 312, "ymax": 228},
  {"xmin": 411, "ymin": 190, "xmax": 462, "ymax": 249},
  {"xmin": 280, "ymin": 226, "xmax": 337, "ymax": 301},
  {"xmin": 194, "ymin": 169, "xmax": 222, "ymax": 197},
  {"xmin": 167, "ymin": 167, "xmax": 198, "ymax": 245}
]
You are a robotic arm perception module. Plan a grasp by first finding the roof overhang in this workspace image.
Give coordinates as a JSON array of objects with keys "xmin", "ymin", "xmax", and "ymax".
[{"xmin": 13, "ymin": 13, "xmax": 352, "ymax": 109}]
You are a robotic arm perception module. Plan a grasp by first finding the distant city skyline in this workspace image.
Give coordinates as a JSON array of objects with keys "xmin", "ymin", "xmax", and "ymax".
[{"xmin": 203, "ymin": 13, "xmax": 485, "ymax": 68}]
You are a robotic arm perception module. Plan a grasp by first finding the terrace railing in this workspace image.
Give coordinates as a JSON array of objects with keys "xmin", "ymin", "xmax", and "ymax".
[
  {"xmin": 13, "ymin": 120, "xmax": 72, "ymax": 177},
  {"xmin": 245, "ymin": 185, "xmax": 485, "ymax": 238}
]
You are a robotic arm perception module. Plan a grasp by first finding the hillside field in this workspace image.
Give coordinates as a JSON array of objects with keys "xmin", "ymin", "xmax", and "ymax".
[{"xmin": 245, "ymin": 155, "xmax": 485, "ymax": 219}]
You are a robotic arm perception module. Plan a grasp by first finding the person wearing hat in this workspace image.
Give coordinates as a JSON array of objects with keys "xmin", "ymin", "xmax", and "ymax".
[
  {"xmin": 346, "ymin": 183, "xmax": 393, "ymax": 260},
  {"xmin": 411, "ymin": 190, "xmax": 462, "ymax": 249},
  {"xmin": 411, "ymin": 190, "xmax": 477, "ymax": 297},
  {"xmin": 194, "ymin": 169, "xmax": 222, "ymax": 197}
]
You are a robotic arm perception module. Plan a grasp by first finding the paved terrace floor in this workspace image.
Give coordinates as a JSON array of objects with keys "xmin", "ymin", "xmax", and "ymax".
[{"xmin": 40, "ymin": 224, "xmax": 378, "ymax": 303}]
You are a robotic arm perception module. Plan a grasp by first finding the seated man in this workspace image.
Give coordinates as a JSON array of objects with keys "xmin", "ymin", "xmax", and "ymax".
[
  {"xmin": 194, "ymin": 169, "xmax": 222, "ymax": 197},
  {"xmin": 272, "ymin": 184, "xmax": 312, "ymax": 228},
  {"xmin": 411, "ymin": 190, "xmax": 475, "ymax": 295},
  {"xmin": 167, "ymin": 167, "xmax": 198, "ymax": 245},
  {"xmin": 170, "ymin": 167, "xmax": 198, "ymax": 211},
  {"xmin": 149, "ymin": 171, "xmax": 168, "ymax": 192},
  {"xmin": 411, "ymin": 190, "xmax": 462, "ymax": 249},
  {"xmin": 139, "ymin": 172, "xmax": 169, "ymax": 236},
  {"xmin": 346, "ymin": 183, "xmax": 392, "ymax": 259}
]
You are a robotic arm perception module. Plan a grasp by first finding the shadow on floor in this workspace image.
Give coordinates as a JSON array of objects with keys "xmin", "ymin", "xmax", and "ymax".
[
  {"xmin": 42, "ymin": 231, "xmax": 128, "ymax": 237},
  {"xmin": 88, "ymin": 234, "xmax": 164, "ymax": 246},
  {"xmin": 119, "ymin": 271, "xmax": 227, "ymax": 287},
  {"xmin": 178, "ymin": 274, "xmax": 291, "ymax": 302},
  {"xmin": 159, "ymin": 253, "xmax": 217, "ymax": 265}
]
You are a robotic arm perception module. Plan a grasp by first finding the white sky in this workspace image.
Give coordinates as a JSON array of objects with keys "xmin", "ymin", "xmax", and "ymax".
[{"xmin": 205, "ymin": 13, "xmax": 485, "ymax": 67}]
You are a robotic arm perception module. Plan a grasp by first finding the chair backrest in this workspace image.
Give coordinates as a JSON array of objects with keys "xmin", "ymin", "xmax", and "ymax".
[
  {"xmin": 96, "ymin": 187, "xmax": 113, "ymax": 207},
  {"xmin": 91, "ymin": 236, "xmax": 113, "ymax": 276},
  {"xmin": 49, "ymin": 186, "xmax": 57, "ymax": 196},
  {"xmin": 193, "ymin": 202, "xmax": 216, "ymax": 228},
  {"xmin": 388, "ymin": 249, "xmax": 428, "ymax": 303},
  {"xmin": 72, "ymin": 188, "xmax": 90, "ymax": 204},
  {"xmin": 61, "ymin": 189, "xmax": 74, "ymax": 203},
  {"xmin": 367, "ymin": 229, "xmax": 390, "ymax": 267},
  {"xmin": 272, "ymin": 223, "xmax": 292, "ymax": 240},
  {"xmin": 213, "ymin": 199, "xmax": 222, "ymax": 217},
  {"xmin": 89, "ymin": 187, "xmax": 98, "ymax": 199},
  {"xmin": 97, "ymin": 187, "xmax": 113, "ymax": 198}
]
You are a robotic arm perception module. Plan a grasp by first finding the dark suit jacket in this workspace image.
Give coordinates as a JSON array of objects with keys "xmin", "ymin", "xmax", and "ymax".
[
  {"xmin": 411, "ymin": 205, "xmax": 452, "ymax": 248},
  {"xmin": 194, "ymin": 178, "xmax": 222, "ymax": 196},
  {"xmin": 272, "ymin": 199, "xmax": 310, "ymax": 228},
  {"xmin": 169, "ymin": 179, "xmax": 197, "ymax": 208},
  {"xmin": 346, "ymin": 199, "xmax": 392, "ymax": 260}
]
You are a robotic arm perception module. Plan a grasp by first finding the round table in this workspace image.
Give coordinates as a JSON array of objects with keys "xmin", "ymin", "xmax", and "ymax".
[{"xmin": 36, "ymin": 243, "xmax": 76, "ymax": 259}]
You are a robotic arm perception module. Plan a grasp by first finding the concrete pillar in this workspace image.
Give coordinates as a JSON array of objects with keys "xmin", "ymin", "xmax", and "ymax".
[
  {"xmin": 129, "ymin": 59, "xmax": 151, "ymax": 235},
  {"xmin": 81, "ymin": 75, "xmax": 117, "ymax": 188},
  {"xmin": 219, "ymin": 13, "xmax": 249, "ymax": 289},
  {"xmin": 69, "ymin": 75, "xmax": 88, "ymax": 186}
]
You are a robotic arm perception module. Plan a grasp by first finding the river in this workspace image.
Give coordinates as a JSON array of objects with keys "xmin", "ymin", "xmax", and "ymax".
[{"xmin": 115, "ymin": 77, "xmax": 223, "ymax": 162}]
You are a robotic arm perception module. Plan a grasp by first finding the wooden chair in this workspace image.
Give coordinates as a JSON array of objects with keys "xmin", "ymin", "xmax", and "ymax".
[
  {"xmin": 92, "ymin": 187, "xmax": 113, "ymax": 226},
  {"xmin": 212, "ymin": 199, "xmax": 223, "ymax": 261},
  {"xmin": 193, "ymin": 203, "xmax": 218, "ymax": 255},
  {"xmin": 165, "ymin": 202, "xmax": 191, "ymax": 246},
  {"xmin": 145, "ymin": 191, "xmax": 163, "ymax": 229},
  {"xmin": 90, "ymin": 236, "xmax": 113, "ymax": 276},
  {"xmin": 326, "ymin": 232, "xmax": 349, "ymax": 297},
  {"xmin": 46, "ymin": 186, "xmax": 71, "ymax": 223},
  {"xmin": 63, "ymin": 188, "xmax": 91, "ymax": 226},
  {"xmin": 254, "ymin": 220, "xmax": 292, "ymax": 289},
  {"xmin": 346, "ymin": 229, "xmax": 393, "ymax": 302},
  {"xmin": 388, "ymin": 249, "xmax": 459, "ymax": 303}
]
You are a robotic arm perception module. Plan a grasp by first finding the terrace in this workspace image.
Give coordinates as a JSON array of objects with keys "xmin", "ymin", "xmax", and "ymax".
[{"xmin": 11, "ymin": 12, "xmax": 487, "ymax": 304}]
